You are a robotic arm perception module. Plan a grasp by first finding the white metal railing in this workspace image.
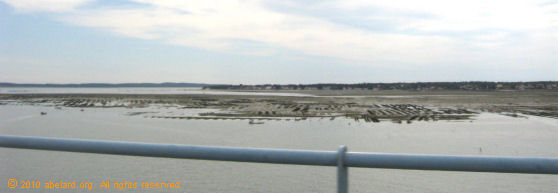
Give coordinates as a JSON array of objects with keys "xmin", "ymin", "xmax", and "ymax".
[{"xmin": 1, "ymin": 135, "xmax": 558, "ymax": 193}]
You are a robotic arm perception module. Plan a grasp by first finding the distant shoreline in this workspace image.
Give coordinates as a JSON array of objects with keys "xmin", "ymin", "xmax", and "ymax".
[
  {"xmin": 2, "ymin": 81, "xmax": 557, "ymax": 91},
  {"xmin": 204, "ymin": 81, "xmax": 558, "ymax": 91}
]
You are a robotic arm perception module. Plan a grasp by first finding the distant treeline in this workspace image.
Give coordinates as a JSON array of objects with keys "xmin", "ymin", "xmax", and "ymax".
[
  {"xmin": 204, "ymin": 81, "xmax": 558, "ymax": 91},
  {"xmin": 0, "ymin": 82, "xmax": 213, "ymax": 88}
]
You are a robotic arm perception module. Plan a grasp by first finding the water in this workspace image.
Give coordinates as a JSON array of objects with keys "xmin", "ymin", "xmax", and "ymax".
[
  {"xmin": 0, "ymin": 87, "xmax": 313, "ymax": 97},
  {"xmin": 1, "ymin": 104, "xmax": 558, "ymax": 192}
]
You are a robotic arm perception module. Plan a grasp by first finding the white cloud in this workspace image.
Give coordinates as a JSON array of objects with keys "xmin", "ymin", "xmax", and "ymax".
[
  {"xmin": 54, "ymin": 0, "xmax": 456, "ymax": 64},
  {"xmin": 2, "ymin": 0, "xmax": 558, "ymax": 67}
]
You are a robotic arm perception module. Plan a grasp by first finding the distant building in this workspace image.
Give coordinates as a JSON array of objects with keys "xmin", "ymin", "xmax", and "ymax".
[{"xmin": 496, "ymin": 84, "xmax": 504, "ymax": 89}]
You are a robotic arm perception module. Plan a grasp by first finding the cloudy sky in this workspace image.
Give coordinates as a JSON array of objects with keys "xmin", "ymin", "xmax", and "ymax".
[{"xmin": 1, "ymin": 0, "xmax": 557, "ymax": 84}]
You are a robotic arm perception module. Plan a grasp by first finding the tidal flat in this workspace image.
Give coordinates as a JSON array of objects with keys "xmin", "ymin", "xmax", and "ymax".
[{"xmin": 1, "ymin": 89, "xmax": 557, "ymax": 124}]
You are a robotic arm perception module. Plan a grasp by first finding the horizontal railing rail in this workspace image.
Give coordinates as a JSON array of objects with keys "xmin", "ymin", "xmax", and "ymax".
[{"xmin": 1, "ymin": 135, "xmax": 558, "ymax": 193}]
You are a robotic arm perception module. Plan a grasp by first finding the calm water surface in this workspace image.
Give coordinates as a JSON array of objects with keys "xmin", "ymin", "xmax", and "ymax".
[
  {"xmin": 1, "ymin": 104, "xmax": 558, "ymax": 192},
  {"xmin": 0, "ymin": 87, "xmax": 313, "ymax": 96}
]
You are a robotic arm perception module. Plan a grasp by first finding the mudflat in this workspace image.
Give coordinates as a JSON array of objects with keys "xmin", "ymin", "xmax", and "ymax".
[{"xmin": 1, "ymin": 90, "xmax": 557, "ymax": 123}]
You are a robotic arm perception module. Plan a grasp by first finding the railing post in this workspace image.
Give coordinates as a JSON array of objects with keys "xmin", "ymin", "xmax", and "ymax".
[{"xmin": 337, "ymin": 146, "xmax": 348, "ymax": 193}]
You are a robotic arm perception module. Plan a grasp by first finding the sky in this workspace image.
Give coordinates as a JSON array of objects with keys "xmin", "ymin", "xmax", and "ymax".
[{"xmin": 0, "ymin": 0, "xmax": 557, "ymax": 84}]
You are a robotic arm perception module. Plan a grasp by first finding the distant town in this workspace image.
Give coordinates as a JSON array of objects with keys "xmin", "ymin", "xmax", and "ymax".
[
  {"xmin": 2, "ymin": 81, "xmax": 557, "ymax": 91},
  {"xmin": 204, "ymin": 81, "xmax": 558, "ymax": 91}
]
